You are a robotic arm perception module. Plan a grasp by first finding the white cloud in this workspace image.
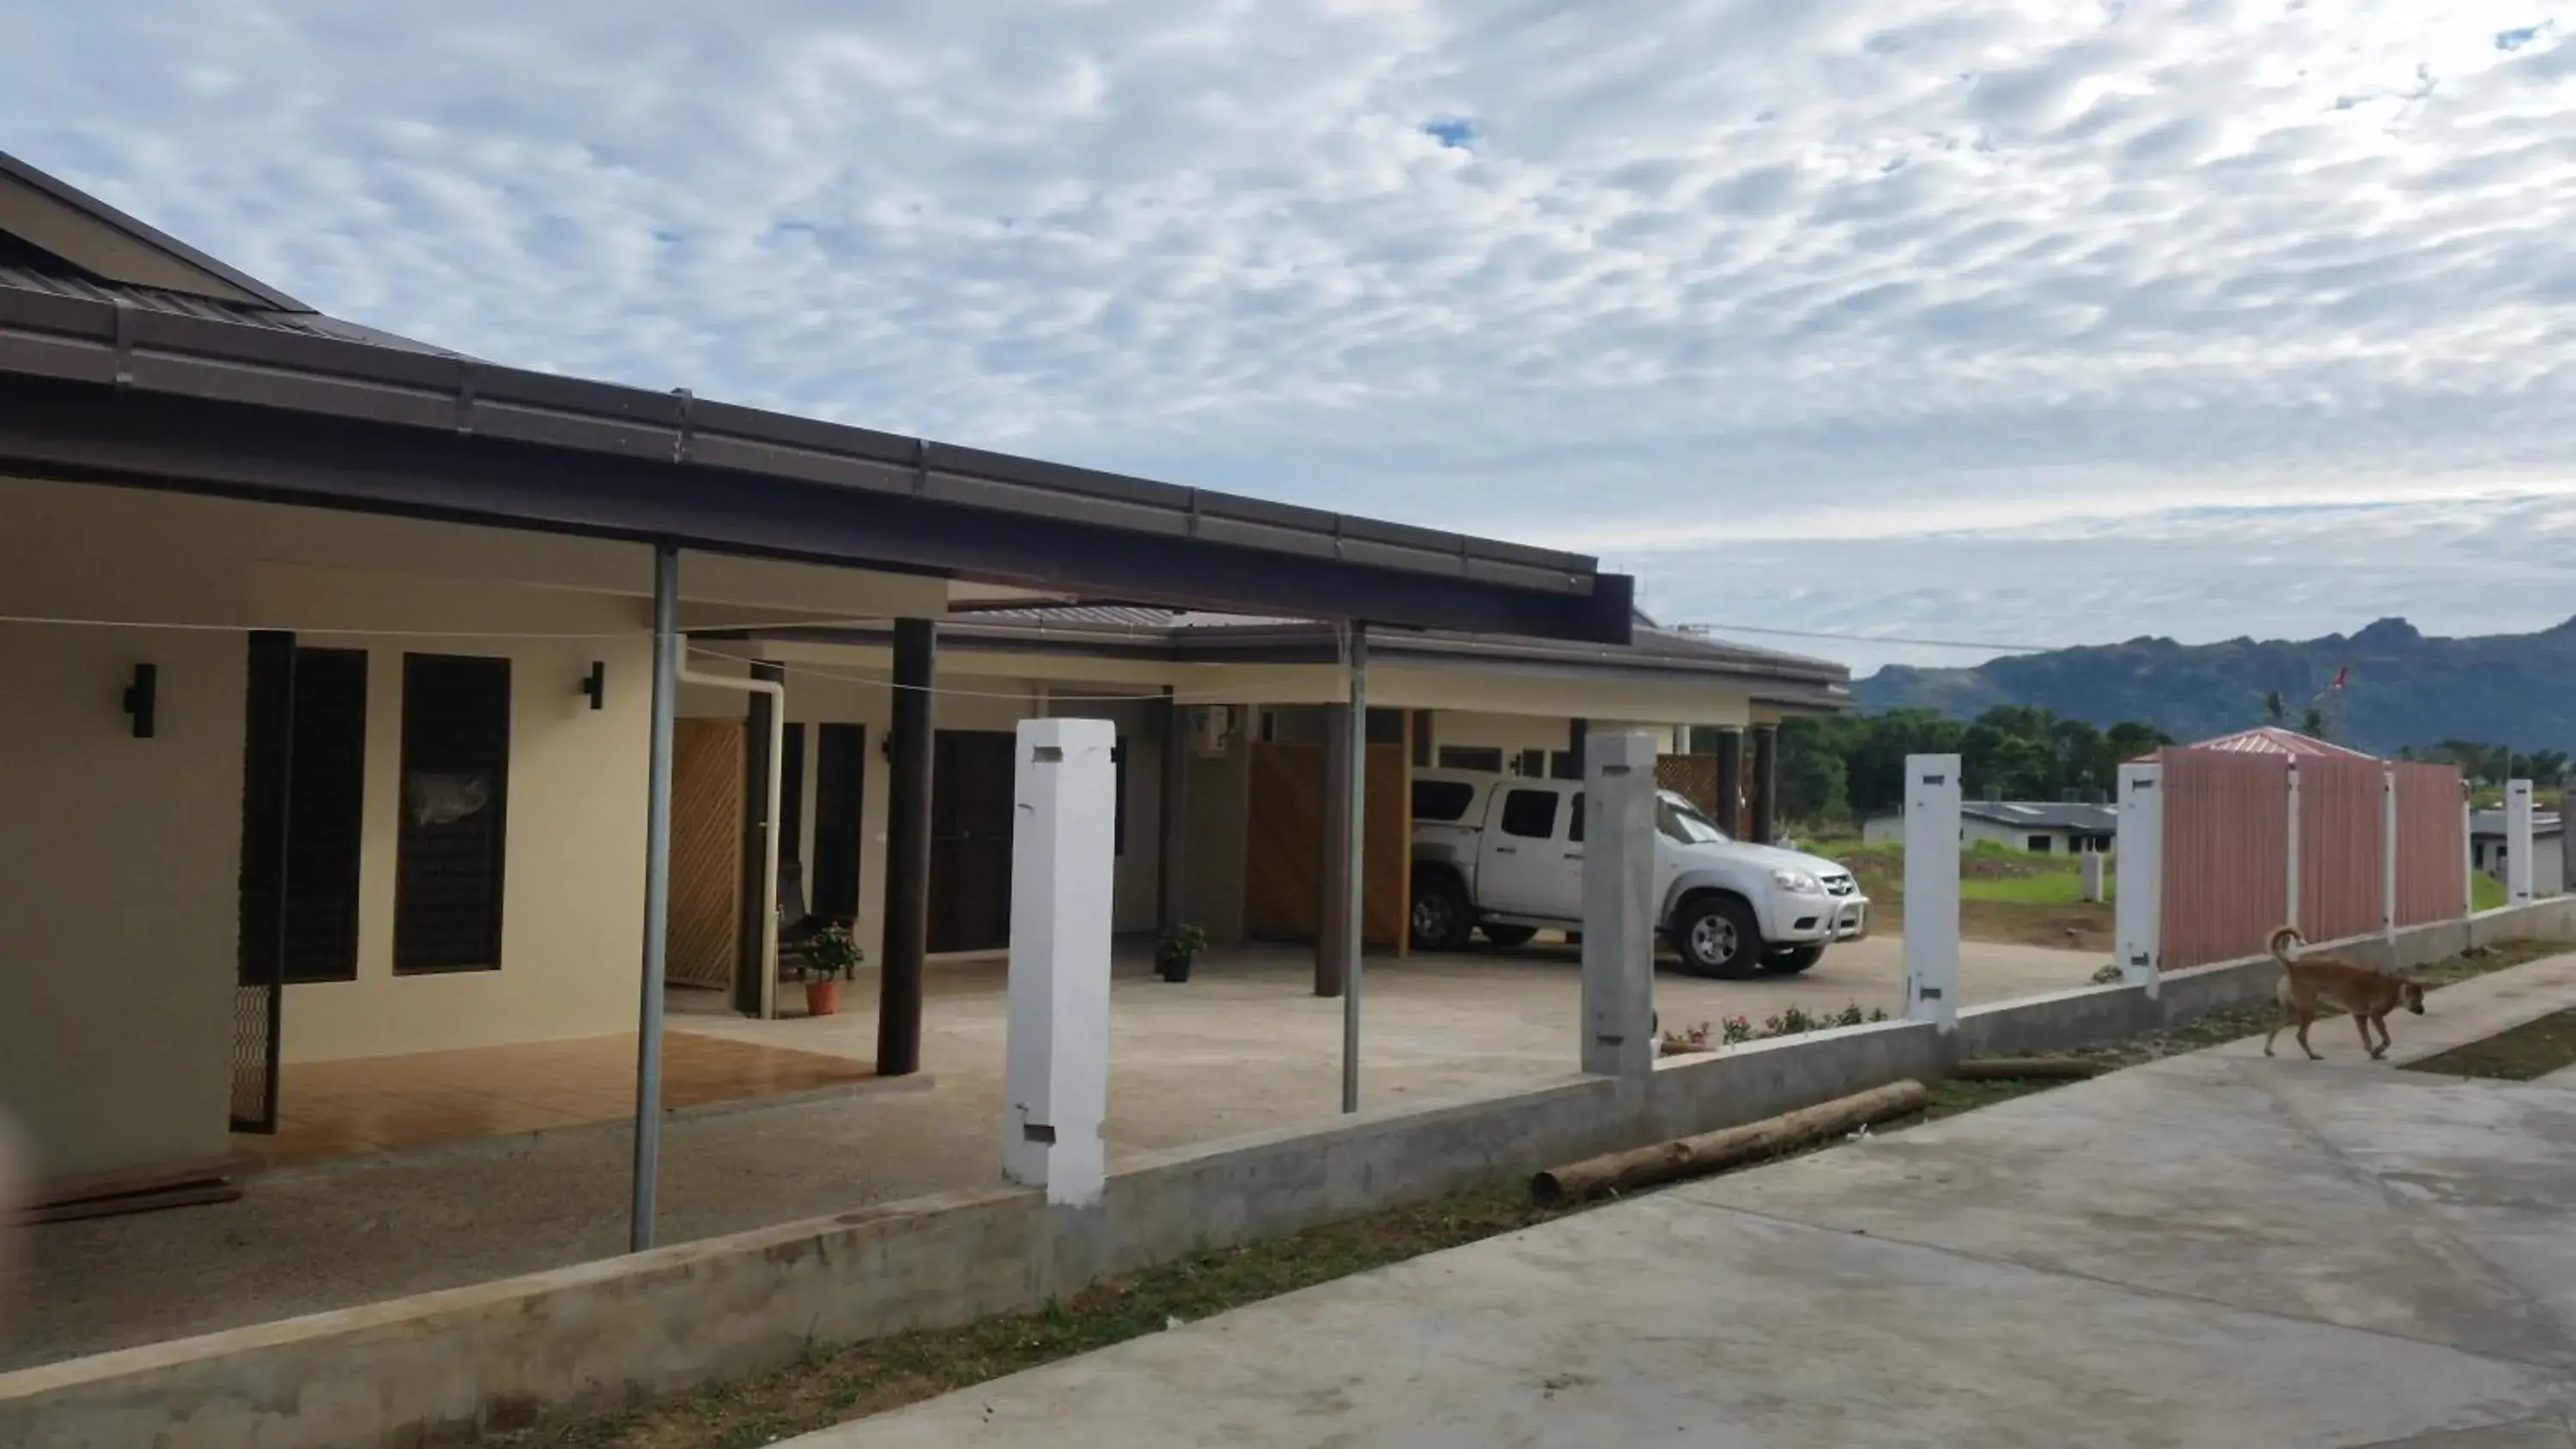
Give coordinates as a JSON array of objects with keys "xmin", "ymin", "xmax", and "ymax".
[{"xmin": 8, "ymin": 0, "xmax": 2575, "ymax": 679}]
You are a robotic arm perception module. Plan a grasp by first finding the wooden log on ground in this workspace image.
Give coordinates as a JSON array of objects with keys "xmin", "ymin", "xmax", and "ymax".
[
  {"xmin": 1530, "ymin": 1079, "xmax": 1929, "ymax": 1207},
  {"xmin": 1949, "ymin": 1057, "xmax": 2099, "ymax": 1082}
]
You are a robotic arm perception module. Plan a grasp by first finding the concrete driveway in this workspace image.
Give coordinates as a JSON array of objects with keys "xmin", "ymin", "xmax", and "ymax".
[
  {"xmin": 3, "ymin": 934, "xmax": 2094, "ymax": 1370},
  {"xmin": 787, "ymin": 955, "xmax": 2576, "ymax": 1449}
]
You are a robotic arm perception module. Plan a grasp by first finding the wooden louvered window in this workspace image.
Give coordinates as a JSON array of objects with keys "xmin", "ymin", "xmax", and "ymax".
[
  {"xmin": 281, "ymin": 648, "xmax": 368, "ymax": 983},
  {"xmin": 393, "ymin": 653, "xmax": 511, "ymax": 973}
]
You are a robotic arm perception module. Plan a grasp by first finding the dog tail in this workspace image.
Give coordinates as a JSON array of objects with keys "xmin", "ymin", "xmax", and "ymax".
[{"xmin": 2266, "ymin": 924, "xmax": 2304, "ymax": 967}]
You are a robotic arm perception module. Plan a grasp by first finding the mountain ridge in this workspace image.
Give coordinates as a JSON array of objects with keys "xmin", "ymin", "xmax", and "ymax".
[{"xmin": 1851, "ymin": 614, "xmax": 2576, "ymax": 755}]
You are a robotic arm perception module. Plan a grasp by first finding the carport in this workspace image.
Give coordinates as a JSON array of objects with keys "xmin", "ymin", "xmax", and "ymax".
[{"xmin": 715, "ymin": 604, "xmax": 1853, "ymax": 1003}]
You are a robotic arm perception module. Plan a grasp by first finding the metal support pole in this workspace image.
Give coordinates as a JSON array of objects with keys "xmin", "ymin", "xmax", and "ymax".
[
  {"xmin": 1341, "ymin": 622, "xmax": 1368, "ymax": 1115},
  {"xmin": 2380, "ymin": 767, "xmax": 2399, "ymax": 940},
  {"xmin": 630, "ymin": 543, "xmax": 678, "ymax": 1252},
  {"xmin": 2284, "ymin": 762, "xmax": 2302, "ymax": 937}
]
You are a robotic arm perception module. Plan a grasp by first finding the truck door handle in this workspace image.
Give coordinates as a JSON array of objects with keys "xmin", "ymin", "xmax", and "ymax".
[
  {"xmin": 1563, "ymin": 852, "xmax": 1582, "ymax": 860},
  {"xmin": 1494, "ymin": 846, "xmax": 1517, "ymax": 855}
]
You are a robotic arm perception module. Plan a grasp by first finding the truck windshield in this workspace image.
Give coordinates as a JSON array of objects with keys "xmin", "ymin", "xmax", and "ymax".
[{"xmin": 1656, "ymin": 794, "xmax": 1732, "ymax": 845}]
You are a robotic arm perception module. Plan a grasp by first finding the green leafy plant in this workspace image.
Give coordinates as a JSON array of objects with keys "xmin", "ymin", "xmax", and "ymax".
[
  {"xmin": 1157, "ymin": 924, "xmax": 1208, "ymax": 965},
  {"xmin": 803, "ymin": 923, "xmax": 863, "ymax": 980}
]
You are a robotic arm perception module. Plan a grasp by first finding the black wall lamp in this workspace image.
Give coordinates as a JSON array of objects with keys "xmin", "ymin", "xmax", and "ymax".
[
  {"xmin": 579, "ymin": 660, "xmax": 607, "ymax": 711},
  {"xmin": 122, "ymin": 663, "xmax": 157, "ymax": 739}
]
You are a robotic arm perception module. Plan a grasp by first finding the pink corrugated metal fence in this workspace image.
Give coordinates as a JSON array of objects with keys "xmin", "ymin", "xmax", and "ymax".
[
  {"xmin": 2159, "ymin": 750, "xmax": 2290, "ymax": 970},
  {"xmin": 2394, "ymin": 762, "xmax": 2468, "ymax": 926},
  {"xmin": 2154, "ymin": 748, "xmax": 2468, "ymax": 970},
  {"xmin": 2295, "ymin": 756, "xmax": 2384, "ymax": 944}
]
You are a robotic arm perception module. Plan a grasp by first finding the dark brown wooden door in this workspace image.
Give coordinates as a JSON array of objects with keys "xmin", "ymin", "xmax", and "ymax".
[{"xmin": 927, "ymin": 731, "xmax": 1016, "ymax": 953}]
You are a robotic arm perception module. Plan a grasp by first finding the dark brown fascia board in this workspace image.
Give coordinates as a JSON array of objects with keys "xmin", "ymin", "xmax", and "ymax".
[
  {"xmin": 0, "ymin": 285, "xmax": 1636, "ymax": 643},
  {"xmin": 727, "ymin": 616, "xmax": 1848, "ymax": 700}
]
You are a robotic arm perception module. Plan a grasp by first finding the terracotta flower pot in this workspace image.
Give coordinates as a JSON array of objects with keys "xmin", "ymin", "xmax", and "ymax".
[{"xmin": 805, "ymin": 979, "xmax": 841, "ymax": 1016}]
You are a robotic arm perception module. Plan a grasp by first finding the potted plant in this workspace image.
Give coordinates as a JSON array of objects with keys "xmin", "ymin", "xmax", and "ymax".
[
  {"xmin": 800, "ymin": 924, "xmax": 862, "ymax": 1016},
  {"xmin": 1157, "ymin": 924, "xmax": 1207, "ymax": 983}
]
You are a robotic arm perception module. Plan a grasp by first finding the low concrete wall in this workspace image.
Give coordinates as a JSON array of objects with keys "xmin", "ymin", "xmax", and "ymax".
[
  {"xmin": 1956, "ymin": 894, "xmax": 2576, "ymax": 1059},
  {"xmin": 13, "ymin": 895, "xmax": 2576, "ymax": 1448}
]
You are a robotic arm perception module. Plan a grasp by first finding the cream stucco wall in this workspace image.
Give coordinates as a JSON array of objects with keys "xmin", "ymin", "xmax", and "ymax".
[
  {"xmin": 0, "ymin": 622, "xmax": 243, "ymax": 1183},
  {"xmin": 0, "ymin": 475, "xmax": 945, "ymax": 1177}
]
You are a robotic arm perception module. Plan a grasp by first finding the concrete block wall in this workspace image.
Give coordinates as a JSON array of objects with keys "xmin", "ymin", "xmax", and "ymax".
[{"xmin": 11, "ymin": 894, "xmax": 2576, "ymax": 1448}]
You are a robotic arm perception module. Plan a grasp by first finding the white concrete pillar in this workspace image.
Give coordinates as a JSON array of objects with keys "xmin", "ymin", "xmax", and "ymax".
[
  {"xmin": 2079, "ymin": 847, "xmax": 2105, "ymax": 903},
  {"xmin": 1902, "ymin": 755, "xmax": 1961, "ymax": 1032},
  {"xmin": 2380, "ymin": 767, "xmax": 2399, "ymax": 940},
  {"xmin": 1581, "ymin": 730, "xmax": 1656, "ymax": 1081},
  {"xmin": 2116, "ymin": 761, "xmax": 2163, "ymax": 997},
  {"xmin": 2463, "ymin": 785, "xmax": 2476, "ymax": 917},
  {"xmin": 1000, "ymin": 718, "xmax": 1117, "ymax": 1208},
  {"xmin": 2507, "ymin": 778, "xmax": 2536, "ymax": 906}
]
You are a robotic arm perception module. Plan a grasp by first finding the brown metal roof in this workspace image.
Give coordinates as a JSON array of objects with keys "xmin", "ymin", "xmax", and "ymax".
[
  {"xmin": 0, "ymin": 153, "xmax": 1633, "ymax": 644},
  {"xmin": 0, "ymin": 261, "xmax": 459, "ymax": 356}
]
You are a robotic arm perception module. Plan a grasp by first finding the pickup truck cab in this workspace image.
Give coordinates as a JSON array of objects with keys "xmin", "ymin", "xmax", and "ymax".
[{"xmin": 1408, "ymin": 767, "xmax": 1868, "ymax": 978}]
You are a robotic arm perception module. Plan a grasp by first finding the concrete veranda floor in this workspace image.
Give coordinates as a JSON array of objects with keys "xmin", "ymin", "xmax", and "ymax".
[
  {"xmin": 794, "ymin": 952, "xmax": 2576, "ymax": 1449},
  {"xmin": 1, "ymin": 933, "xmax": 2093, "ymax": 1370}
]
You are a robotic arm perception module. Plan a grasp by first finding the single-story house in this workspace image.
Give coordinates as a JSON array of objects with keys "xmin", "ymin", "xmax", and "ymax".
[
  {"xmin": 0, "ymin": 149, "xmax": 1653, "ymax": 1195},
  {"xmin": 1862, "ymin": 798, "xmax": 2117, "ymax": 854},
  {"xmin": 2470, "ymin": 807, "xmax": 2567, "ymax": 897},
  {"xmin": 0, "ymin": 149, "xmax": 1850, "ymax": 1198}
]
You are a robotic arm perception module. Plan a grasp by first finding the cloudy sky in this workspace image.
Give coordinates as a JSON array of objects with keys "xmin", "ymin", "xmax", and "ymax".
[{"xmin": 9, "ymin": 1, "xmax": 2574, "ymax": 675}]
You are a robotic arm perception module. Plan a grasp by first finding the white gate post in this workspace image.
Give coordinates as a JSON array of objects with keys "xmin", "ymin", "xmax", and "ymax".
[
  {"xmin": 2463, "ymin": 784, "xmax": 2476, "ymax": 918},
  {"xmin": 1000, "ymin": 718, "xmax": 1116, "ymax": 1208},
  {"xmin": 1902, "ymin": 755, "xmax": 1961, "ymax": 1032},
  {"xmin": 2507, "ymin": 778, "xmax": 2536, "ymax": 906},
  {"xmin": 2116, "ymin": 762, "xmax": 2163, "ymax": 997},
  {"xmin": 2380, "ymin": 767, "xmax": 2399, "ymax": 941},
  {"xmin": 2284, "ymin": 762, "xmax": 2302, "ymax": 937},
  {"xmin": 1581, "ymin": 731, "xmax": 1657, "ymax": 1082}
]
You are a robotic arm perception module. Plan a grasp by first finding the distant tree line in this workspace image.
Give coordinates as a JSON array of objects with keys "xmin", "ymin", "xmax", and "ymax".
[
  {"xmin": 2397, "ymin": 741, "xmax": 2571, "ymax": 788},
  {"xmin": 1776, "ymin": 706, "xmax": 2174, "ymax": 825}
]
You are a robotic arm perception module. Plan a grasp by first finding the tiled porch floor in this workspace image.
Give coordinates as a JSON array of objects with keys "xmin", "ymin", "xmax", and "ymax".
[{"xmin": 233, "ymin": 1029, "xmax": 873, "ymax": 1169}]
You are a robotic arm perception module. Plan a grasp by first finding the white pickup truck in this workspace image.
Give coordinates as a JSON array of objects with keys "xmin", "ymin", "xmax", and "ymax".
[{"xmin": 1408, "ymin": 768, "xmax": 1869, "ymax": 977}]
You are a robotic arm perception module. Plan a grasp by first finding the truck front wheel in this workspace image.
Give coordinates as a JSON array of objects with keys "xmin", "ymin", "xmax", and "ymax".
[
  {"xmin": 1410, "ymin": 874, "xmax": 1476, "ymax": 952},
  {"xmin": 1672, "ymin": 895, "xmax": 1763, "ymax": 979}
]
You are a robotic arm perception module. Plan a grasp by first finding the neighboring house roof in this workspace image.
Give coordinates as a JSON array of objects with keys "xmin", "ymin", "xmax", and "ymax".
[
  {"xmin": 1868, "ymin": 800, "xmax": 2118, "ymax": 832},
  {"xmin": 2174, "ymin": 727, "xmax": 2380, "ymax": 761},
  {"xmin": 0, "ymin": 149, "xmax": 1631, "ymax": 644},
  {"xmin": 2470, "ymin": 809, "xmax": 2564, "ymax": 838},
  {"xmin": 789, "ymin": 603, "xmax": 1854, "ymax": 710},
  {"xmin": 1965, "ymin": 802, "xmax": 2119, "ymax": 833}
]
